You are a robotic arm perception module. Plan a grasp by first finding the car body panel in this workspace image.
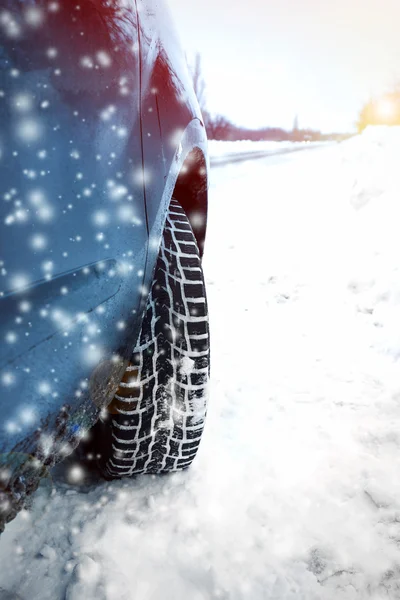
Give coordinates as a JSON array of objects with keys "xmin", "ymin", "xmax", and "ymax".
[
  {"xmin": 136, "ymin": 0, "xmax": 208, "ymax": 290},
  {"xmin": 0, "ymin": 1, "xmax": 148, "ymax": 462},
  {"xmin": 0, "ymin": 0, "xmax": 209, "ymax": 514}
]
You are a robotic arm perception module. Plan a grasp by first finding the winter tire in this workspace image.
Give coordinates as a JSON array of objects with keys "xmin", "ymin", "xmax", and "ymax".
[{"xmin": 95, "ymin": 198, "xmax": 210, "ymax": 477}]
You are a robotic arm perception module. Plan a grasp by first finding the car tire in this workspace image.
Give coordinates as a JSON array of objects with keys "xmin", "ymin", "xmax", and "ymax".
[{"xmin": 94, "ymin": 198, "xmax": 210, "ymax": 477}]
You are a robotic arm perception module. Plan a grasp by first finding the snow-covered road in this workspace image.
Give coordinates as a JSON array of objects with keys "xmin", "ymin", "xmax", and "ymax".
[
  {"xmin": 2, "ymin": 131, "xmax": 400, "ymax": 599},
  {"xmin": 208, "ymin": 139, "xmax": 328, "ymax": 167}
]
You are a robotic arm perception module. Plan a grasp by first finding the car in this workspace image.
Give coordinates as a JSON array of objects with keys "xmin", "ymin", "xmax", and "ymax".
[{"xmin": 0, "ymin": 0, "xmax": 210, "ymax": 532}]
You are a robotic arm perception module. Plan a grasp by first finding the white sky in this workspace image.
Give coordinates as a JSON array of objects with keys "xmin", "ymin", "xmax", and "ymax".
[{"xmin": 167, "ymin": 0, "xmax": 400, "ymax": 132}]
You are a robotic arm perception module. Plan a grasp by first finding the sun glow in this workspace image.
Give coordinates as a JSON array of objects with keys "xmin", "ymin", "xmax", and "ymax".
[{"xmin": 375, "ymin": 98, "xmax": 397, "ymax": 120}]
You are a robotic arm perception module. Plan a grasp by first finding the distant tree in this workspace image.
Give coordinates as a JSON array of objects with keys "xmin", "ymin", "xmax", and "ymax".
[
  {"xmin": 187, "ymin": 54, "xmax": 336, "ymax": 141},
  {"xmin": 206, "ymin": 115, "xmax": 236, "ymax": 140}
]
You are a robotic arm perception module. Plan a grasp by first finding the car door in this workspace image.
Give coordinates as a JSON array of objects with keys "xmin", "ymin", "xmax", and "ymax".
[{"xmin": 0, "ymin": 1, "xmax": 148, "ymax": 461}]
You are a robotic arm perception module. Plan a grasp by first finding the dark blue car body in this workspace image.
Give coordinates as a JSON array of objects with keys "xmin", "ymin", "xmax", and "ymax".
[{"xmin": 0, "ymin": 0, "xmax": 208, "ymax": 524}]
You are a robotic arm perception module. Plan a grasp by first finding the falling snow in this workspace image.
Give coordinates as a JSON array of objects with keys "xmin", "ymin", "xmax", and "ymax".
[{"xmin": 1, "ymin": 133, "xmax": 400, "ymax": 599}]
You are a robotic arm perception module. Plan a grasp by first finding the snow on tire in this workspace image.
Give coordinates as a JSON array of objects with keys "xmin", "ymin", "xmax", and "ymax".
[{"xmin": 97, "ymin": 198, "xmax": 209, "ymax": 477}]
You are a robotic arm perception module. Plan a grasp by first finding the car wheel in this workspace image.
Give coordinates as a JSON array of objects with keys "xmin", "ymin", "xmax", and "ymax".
[{"xmin": 93, "ymin": 198, "xmax": 210, "ymax": 477}]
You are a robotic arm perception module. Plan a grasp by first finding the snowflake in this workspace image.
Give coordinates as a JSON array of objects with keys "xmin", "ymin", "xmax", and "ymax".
[
  {"xmin": 46, "ymin": 47, "xmax": 58, "ymax": 59},
  {"xmin": 28, "ymin": 189, "xmax": 46, "ymax": 206},
  {"xmin": 5, "ymin": 421, "xmax": 20, "ymax": 434},
  {"xmin": 108, "ymin": 183, "xmax": 128, "ymax": 201},
  {"xmin": 67, "ymin": 465, "xmax": 85, "ymax": 484},
  {"xmin": 133, "ymin": 168, "xmax": 151, "ymax": 186},
  {"xmin": 117, "ymin": 204, "xmax": 135, "ymax": 222},
  {"xmin": 92, "ymin": 210, "xmax": 109, "ymax": 227},
  {"xmin": 83, "ymin": 345, "xmax": 104, "ymax": 366},
  {"xmin": 10, "ymin": 273, "xmax": 30, "ymax": 290},
  {"xmin": 80, "ymin": 56, "xmax": 94, "ymax": 69},
  {"xmin": 1, "ymin": 372, "xmax": 15, "ymax": 386},
  {"xmin": 42, "ymin": 260, "xmax": 54, "ymax": 273},
  {"xmin": 37, "ymin": 204, "xmax": 54, "ymax": 222},
  {"xmin": 38, "ymin": 381, "xmax": 51, "ymax": 395},
  {"xmin": 24, "ymin": 6, "xmax": 44, "ymax": 28},
  {"xmin": 19, "ymin": 301, "xmax": 31, "ymax": 313},
  {"xmin": 48, "ymin": 2, "xmax": 60, "ymax": 13},
  {"xmin": 30, "ymin": 233, "xmax": 47, "ymax": 250},
  {"xmin": 86, "ymin": 323, "xmax": 98, "ymax": 337},
  {"xmin": 100, "ymin": 105, "xmax": 116, "ymax": 121},
  {"xmin": 96, "ymin": 51, "xmax": 112, "ymax": 68},
  {"xmin": 117, "ymin": 261, "xmax": 133, "ymax": 275},
  {"xmin": 19, "ymin": 407, "xmax": 37, "ymax": 426},
  {"xmin": 4, "ymin": 214, "xmax": 15, "ymax": 226},
  {"xmin": 51, "ymin": 309, "xmax": 73, "ymax": 330},
  {"xmin": 12, "ymin": 93, "xmax": 34, "ymax": 113},
  {"xmin": 189, "ymin": 211, "xmax": 206, "ymax": 229},
  {"xmin": 0, "ymin": 11, "xmax": 21, "ymax": 38},
  {"xmin": 16, "ymin": 118, "xmax": 43, "ymax": 143}
]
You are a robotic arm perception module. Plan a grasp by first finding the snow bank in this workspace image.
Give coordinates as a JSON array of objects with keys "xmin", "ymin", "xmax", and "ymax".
[
  {"xmin": 338, "ymin": 126, "xmax": 400, "ymax": 361},
  {"xmin": 2, "ymin": 129, "xmax": 400, "ymax": 599}
]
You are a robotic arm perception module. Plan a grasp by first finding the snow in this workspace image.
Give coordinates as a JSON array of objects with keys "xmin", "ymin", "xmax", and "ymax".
[
  {"xmin": 2, "ymin": 129, "xmax": 400, "ymax": 598},
  {"xmin": 208, "ymin": 139, "xmax": 323, "ymax": 157},
  {"xmin": 208, "ymin": 139, "xmax": 328, "ymax": 168}
]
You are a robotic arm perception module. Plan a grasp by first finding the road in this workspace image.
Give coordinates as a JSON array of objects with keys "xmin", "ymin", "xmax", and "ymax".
[
  {"xmin": 209, "ymin": 141, "xmax": 329, "ymax": 167},
  {"xmin": 1, "ymin": 140, "xmax": 400, "ymax": 600}
]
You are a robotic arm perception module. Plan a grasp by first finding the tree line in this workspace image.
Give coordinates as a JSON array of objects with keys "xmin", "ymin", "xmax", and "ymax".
[{"xmin": 189, "ymin": 54, "xmax": 349, "ymax": 142}]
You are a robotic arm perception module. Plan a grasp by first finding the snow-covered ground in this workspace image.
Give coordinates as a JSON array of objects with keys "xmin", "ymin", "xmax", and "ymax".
[
  {"xmin": 208, "ymin": 140, "xmax": 307, "ymax": 157},
  {"xmin": 208, "ymin": 139, "xmax": 327, "ymax": 166},
  {"xmin": 2, "ymin": 129, "xmax": 400, "ymax": 599}
]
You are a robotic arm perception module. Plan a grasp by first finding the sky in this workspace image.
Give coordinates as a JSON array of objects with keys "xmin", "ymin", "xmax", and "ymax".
[{"xmin": 167, "ymin": 0, "xmax": 400, "ymax": 132}]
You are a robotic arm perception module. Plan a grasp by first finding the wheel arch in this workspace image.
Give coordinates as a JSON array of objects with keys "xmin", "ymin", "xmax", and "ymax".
[
  {"xmin": 142, "ymin": 118, "xmax": 209, "ymax": 312},
  {"xmin": 173, "ymin": 146, "xmax": 208, "ymax": 257}
]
